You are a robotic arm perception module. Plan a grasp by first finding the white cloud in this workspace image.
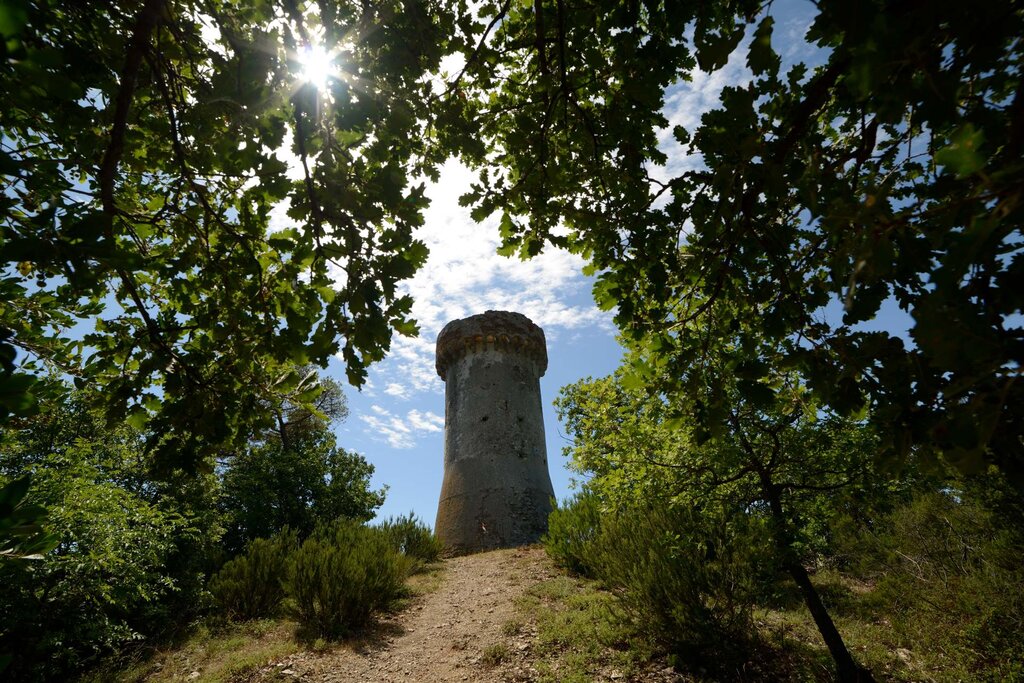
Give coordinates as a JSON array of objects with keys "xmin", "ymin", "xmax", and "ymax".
[
  {"xmin": 359, "ymin": 405, "xmax": 414, "ymax": 449},
  {"xmin": 358, "ymin": 405, "xmax": 444, "ymax": 449},
  {"xmin": 383, "ymin": 382, "xmax": 411, "ymax": 399},
  {"xmin": 407, "ymin": 409, "xmax": 444, "ymax": 433}
]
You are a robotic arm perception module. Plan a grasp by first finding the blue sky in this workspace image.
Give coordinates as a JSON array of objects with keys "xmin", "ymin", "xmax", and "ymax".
[{"xmin": 317, "ymin": 0, "xmax": 837, "ymax": 526}]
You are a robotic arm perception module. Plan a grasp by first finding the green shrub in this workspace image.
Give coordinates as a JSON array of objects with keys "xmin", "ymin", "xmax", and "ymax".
[
  {"xmin": 0, "ymin": 426, "xmax": 213, "ymax": 682},
  {"xmin": 379, "ymin": 513, "xmax": 443, "ymax": 569},
  {"xmin": 209, "ymin": 529, "xmax": 297, "ymax": 620},
  {"xmin": 841, "ymin": 488, "xmax": 1024, "ymax": 681},
  {"xmin": 589, "ymin": 504, "xmax": 762, "ymax": 667},
  {"xmin": 284, "ymin": 521, "xmax": 411, "ymax": 638},
  {"xmin": 544, "ymin": 495, "xmax": 766, "ymax": 670},
  {"xmin": 543, "ymin": 491, "xmax": 603, "ymax": 576}
]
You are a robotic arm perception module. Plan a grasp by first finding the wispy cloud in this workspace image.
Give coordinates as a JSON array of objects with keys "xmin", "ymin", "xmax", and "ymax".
[
  {"xmin": 383, "ymin": 382, "xmax": 411, "ymax": 399},
  {"xmin": 357, "ymin": 405, "xmax": 445, "ymax": 449},
  {"xmin": 407, "ymin": 409, "xmax": 444, "ymax": 433},
  {"xmin": 357, "ymin": 405, "xmax": 411, "ymax": 449}
]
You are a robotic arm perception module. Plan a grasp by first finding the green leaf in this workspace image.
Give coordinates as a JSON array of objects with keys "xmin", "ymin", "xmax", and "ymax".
[
  {"xmin": 126, "ymin": 405, "xmax": 148, "ymax": 431},
  {"xmin": 747, "ymin": 16, "xmax": 779, "ymax": 76},
  {"xmin": 0, "ymin": 149, "xmax": 20, "ymax": 175},
  {"xmin": 0, "ymin": 473, "xmax": 31, "ymax": 510},
  {"xmin": 695, "ymin": 27, "xmax": 743, "ymax": 72},
  {"xmin": 662, "ymin": 417, "xmax": 686, "ymax": 431},
  {"xmin": 394, "ymin": 319, "xmax": 419, "ymax": 336},
  {"xmin": 619, "ymin": 370, "xmax": 646, "ymax": 392},
  {"xmin": 0, "ymin": 372, "xmax": 39, "ymax": 416},
  {"xmin": 592, "ymin": 276, "xmax": 620, "ymax": 312},
  {"xmin": 496, "ymin": 241, "xmax": 516, "ymax": 257},
  {"xmin": 737, "ymin": 380, "xmax": 774, "ymax": 408},
  {"xmin": 935, "ymin": 124, "xmax": 985, "ymax": 177},
  {"xmin": 0, "ymin": 0, "xmax": 29, "ymax": 36}
]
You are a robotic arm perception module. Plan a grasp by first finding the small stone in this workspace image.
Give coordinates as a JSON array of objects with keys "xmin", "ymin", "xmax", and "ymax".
[
  {"xmin": 188, "ymin": 673, "xmax": 200, "ymax": 681},
  {"xmin": 281, "ymin": 669, "xmax": 295, "ymax": 675}
]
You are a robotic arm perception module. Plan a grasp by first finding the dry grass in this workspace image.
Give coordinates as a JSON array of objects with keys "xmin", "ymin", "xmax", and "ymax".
[
  {"xmin": 82, "ymin": 619, "xmax": 302, "ymax": 683},
  {"xmin": 83, "ymin": 559, "xmax": 450, "ymax": 683},
  {"xmin": 505, "ymin": 575, "xmax": 659, "ymax": 683}
]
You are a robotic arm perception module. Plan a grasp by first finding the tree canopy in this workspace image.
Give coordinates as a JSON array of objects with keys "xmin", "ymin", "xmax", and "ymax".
[
  {"xmin": 1, "ymin": 1, "xmax": 1023, "ymax": 679},
  {"xmin": 556, "ymin": 359, "xmax": 893, "ymax": 680},
  {"xmin": 2, "ymin": 0, "xmax": 1020, "ymax": 484},
  {"xmin": 451, "ymin": 0, "xmax": 1023, "ymax": 483},
  {"xmin": 0, "ymin": 0, "xmax": 465, "ymax": 468},
  {"xmin": 220, "ymin": 374, "xmax": 385, "ymax": 554}
]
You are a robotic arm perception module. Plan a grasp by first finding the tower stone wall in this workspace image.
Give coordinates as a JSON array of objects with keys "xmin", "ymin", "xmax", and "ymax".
[{"xmin": 434, "ymin": 310, "xmax": 555, "ymax": 555}]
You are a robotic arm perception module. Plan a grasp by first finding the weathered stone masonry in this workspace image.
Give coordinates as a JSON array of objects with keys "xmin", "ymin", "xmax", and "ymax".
[{"xmin": 434, "ymin": 310, "xmax": 556, "ymax": 555}]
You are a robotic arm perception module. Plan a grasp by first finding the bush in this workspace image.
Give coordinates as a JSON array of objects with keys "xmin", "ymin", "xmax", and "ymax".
[
  {"xmin": 591, "ymin": 504, "xmax": 762, "ymax": 667},
  {"xmin": 284, "ymin": 521, "xmax": 411, "ymax": 638},
  {"xmin": 839, "ymin": 488, "xmax": 1024, "ymax": 681},
  {"xmin": 379, "ymin": 513, "xmax": 443, "ymax": 569},
  {"xmin": 0, "ymin": 409, "xmax": 213, "ymax": 683},
  {"xmin": 543, "ymin": 495, "xmax": 767, "ymax": 670},
  {"xmin": 543, "ymin": 491, "xmax": 603, "ymax": 577},
  {"xmin": 209, "ymin": 529, "xmax": 297, "ymax": 620}
]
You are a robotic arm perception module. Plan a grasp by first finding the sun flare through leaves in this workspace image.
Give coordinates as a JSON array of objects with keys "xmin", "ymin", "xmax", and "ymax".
[{"xmin": 298, "ymin": 43, "xmax": 337, "ymax": 91}]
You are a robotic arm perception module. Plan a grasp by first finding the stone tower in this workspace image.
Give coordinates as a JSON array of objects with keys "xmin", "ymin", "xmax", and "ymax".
[{"xmin": 434, "ymin": 310, "xmax": 555, "ymax": 555}]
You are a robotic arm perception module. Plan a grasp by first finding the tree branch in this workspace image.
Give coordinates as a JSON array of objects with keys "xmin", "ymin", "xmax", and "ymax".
[
  {"xmin": 443, "ymin": 0, "xmax": 512, "ymax": 98},
  {"xmin": 99, "ymin": 0, "xmax": 165, "ymax": 216}
]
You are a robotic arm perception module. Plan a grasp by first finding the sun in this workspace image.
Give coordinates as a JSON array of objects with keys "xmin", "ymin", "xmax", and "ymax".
[{"xmin": 298, "ymin": 44, "xmax": 335, "ymax": 90}]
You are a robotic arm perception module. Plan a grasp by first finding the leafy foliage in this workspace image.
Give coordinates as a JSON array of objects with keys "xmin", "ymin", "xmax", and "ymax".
[
  {"xmin": 0, "ymin": 0, "xmax": 462, "ymax": 470},
  {"xmin": 211, "ymin": 516, "xmax": 437, "ymax": 629},
  {"xmin": 546, "ymin": 492, "xmax": 763, "ymax": 670},
  {"xmin": 590, "ymin": 503, "xmax": 764, "ymax": 669},
  {"xmin": 218, "ymin": 372, "xmax": 384, "ymax": 555},
  {"xmin": 0, "ymin": 392, "xmax": 212, "ymax": 682},
  {"xmin": 451, "ymin": 0, "xmax": 1024, "ymax": 484},
  {"xmin": 0, "ymin": 369, "xmax": 393, "ymax": 678},
  {"xmin": 543, "ymin": 493, "xmax": 603, "ymax": 577},
  {"xmin": 221, "ymin": 436, "xmax": 383, "ymax": 555},
  {"xmin": 554, "ymin": 364, "xmax": 890, "ymax": 680},
  {"xmin": 219, "ymin": 377, "xmax": 384, "ymax": 556},
  {"xmin": 0, "ymin": 474, "xmax": 57, "ymax": 559},
  {"xmin": 284, "ymin": 520, "xmax": 411, "ymax": 639},
  {"xmin": 835, "ymin": 485, "xmax": 1024, "ymax": 681},
  {"xmin": 209, "ymin": 529, "xmax": 297, "ymax": 621}
]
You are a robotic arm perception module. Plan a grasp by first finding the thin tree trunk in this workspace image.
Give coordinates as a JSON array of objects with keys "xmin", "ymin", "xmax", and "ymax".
[
  {"xmin": 784, "ymin": 558, "xmax": 874, "ymax": 682},
  {"xmin": 760, "ymin": 476, "xmax": 874, "ymax": 683},
  {"xmin": 732, "ymin": 412, "xmax": 874, "ymax": 682}
]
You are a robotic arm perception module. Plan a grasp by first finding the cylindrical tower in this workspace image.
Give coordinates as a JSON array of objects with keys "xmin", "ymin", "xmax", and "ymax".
[{"xmin": 434, "ymin": 310, "xmax": 555, "ymax": 555}]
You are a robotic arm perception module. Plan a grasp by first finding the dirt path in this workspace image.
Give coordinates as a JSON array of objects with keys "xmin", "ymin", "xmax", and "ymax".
[{"xmin": 262, "ymin": 545, "xmax": 558, "ymax": 683}]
